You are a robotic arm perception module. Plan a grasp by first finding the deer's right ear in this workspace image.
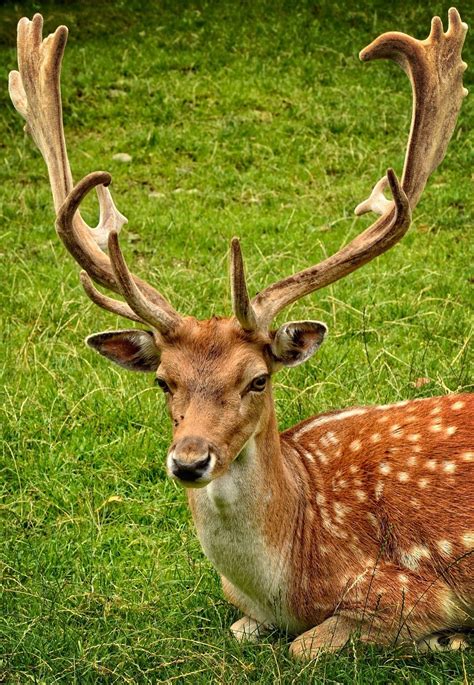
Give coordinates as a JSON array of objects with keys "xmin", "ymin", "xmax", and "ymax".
[{"xmin": 86, "ymin": 330, "xmax": 160, "ymax": 372}]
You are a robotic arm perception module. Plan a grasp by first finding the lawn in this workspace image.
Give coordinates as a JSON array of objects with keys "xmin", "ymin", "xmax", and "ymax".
[{"xmin": 0, "ymin": 0, "xmax": 472, "ymax": 682}]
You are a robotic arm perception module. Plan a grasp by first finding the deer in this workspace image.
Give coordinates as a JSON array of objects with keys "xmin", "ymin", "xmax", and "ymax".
[{"xmin": 9, "ymin": 10, "xmax": 472, "ymax": 658}]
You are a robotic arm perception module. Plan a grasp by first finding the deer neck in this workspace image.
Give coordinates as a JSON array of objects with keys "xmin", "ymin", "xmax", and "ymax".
[{"xmin": 186, "ymin": 389, "xmax": 300, "ymax": 623}]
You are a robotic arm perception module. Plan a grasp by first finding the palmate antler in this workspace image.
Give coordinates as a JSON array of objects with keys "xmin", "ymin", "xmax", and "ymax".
[
  {"xmin": 232, "ymin": 8, "xmax": 468, "ymax": 331},
  {"xmin": 8, "ymin": 14, "xmax": 181, "ymax": 334},
  {"xmin": 9, "ymin": 11, "xmax": 467, "ymax": 336}
]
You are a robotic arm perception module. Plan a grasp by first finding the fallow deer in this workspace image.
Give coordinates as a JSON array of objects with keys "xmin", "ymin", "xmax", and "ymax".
[{"xmin": 9, "ymin": 10, "xmax": 472, "ymax": 657}]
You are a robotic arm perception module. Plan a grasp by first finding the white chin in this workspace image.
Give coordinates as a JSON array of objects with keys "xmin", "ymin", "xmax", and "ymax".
[{"xmin": 172, "ymin": 476, "xmax": 211, "ymax": 489}]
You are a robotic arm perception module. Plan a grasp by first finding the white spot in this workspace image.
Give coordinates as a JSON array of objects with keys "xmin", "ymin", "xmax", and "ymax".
[
  {"xmin": 321, "ymin": 509, "xmax": 332, "ymax": 530},
  {"xmin": 316, "ymin": 493, "xmax": 326, "ymax": 507},
  {"xmin": 398, "ymin": 574, "xmax": 409, "ymax": 584},
  {"xmin": 443, "ymin": 462, "xmax": 456, "ymax": 474},
  {"xmin": 410, "ymin": 497, "xmax": 420, "ymax": 508},
  {"xmin": 315, "ymin": 449, "xmax": 328, "ymax": 464},
  {"xmin": 461, "ymin": 451, "xmax": 473, "ymax": 462},
  {"xmin": 400, "ymin": 546, "xmax": 430, "ymax": 570},
  {"xmin": 437, "ymin": 540, "xmax": 452, "ymax": 556},
  {"xmin": 407, "ymin": 456, "xmax": 417, "ymax": 467},
  {"xmin": 446, "ymin": 426, "xmax": 457, "ymax": 437},
  {"xmin": 375, "ymin": 481, "xmax": 384, "ymax": 500},
  {"xmin": 378, "ymin": 415, "xmax": 389, "ymax": 424},
  {"xmin": 397, "ymin": 472, "xmax": 409, "ymax": 482},
  {"xmin": 418, "ymin": 478, "xmax": 429, "ymax": 489},
  {"xmin": 430, "ymin": 405, "xmax": 442, "ymax": 416},
  {"xmin": 349, "ymin": 465, "xmax": 359, "ymax": 474},
  {"xmin": 367, "ymin": 512, "xmax": 378, "ymax": 527},
  {"xmin": 413, "ymin": 445, "xmax": 422, "ymax": 453},
  {"xmin": 334, "ymin": 502, "xmax": 350, "ymax": 521},
  {"xmin": 379, "ymin": 462, "xmax": 391, "ymax": 475},
  {"xmin": 426, "ymin": 460, "xmax": 437, "ymax": 471},
  {"xmin": 355, "ymin": 490, "xmax": 367, "ymax": 502},
  {"xmin": 370, "ymin": 433, "xmax": 382, "ymax": 444},
  {"xmin": 353, "ymin": 479, "xmax": 362, "ymax": 487},
  {"xmin": 332, "ymin": 526, "xmax": 348, "ymax": 540},
  {"xmin": 301, "ymin": 448, "xmax": 314, "ymax": 462},
  {"xmin": 324, "ymin": 430, "xmax": 339, "ymax": 446},
  {"xmin": 430, "ymin": 423, "xmax": 443, "ymax": 433},
  {"xmin": 408, "ymin": 433, "xmax": 421, "ymax": 442},
  {"xmin": 293, "ymin": 408, "xmax": 368, "ymax": 439},
  {"xmin": 461, "ymin": 533, "xmax": 474, "ymax": 549},
  {"xmin": 350, "ymin": 439, "xmax": 362, "ymax": 452},
  {"xmin": 452, "ymin": 400, "xmax": 464, "ymax": 410}
]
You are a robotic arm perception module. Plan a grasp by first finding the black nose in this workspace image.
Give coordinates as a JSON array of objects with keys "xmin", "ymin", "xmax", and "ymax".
[{"xmin": 171, "ymin": 453, "xmax": 211, "ymax": 482}]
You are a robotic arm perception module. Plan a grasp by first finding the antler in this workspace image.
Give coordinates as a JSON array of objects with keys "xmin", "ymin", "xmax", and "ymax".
[
  {"xmin": 9, "ymin": 14, "xmax": 181, "ymax": 333},
  {"xmin": 232, "ymin": 8, "xmax": 467, "ymax": 331}
]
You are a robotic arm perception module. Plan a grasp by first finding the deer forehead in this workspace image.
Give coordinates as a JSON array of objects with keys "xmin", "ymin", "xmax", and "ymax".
[{"xmin": 158, "ymin": 317, "xmax": 271, "ymax": 383}]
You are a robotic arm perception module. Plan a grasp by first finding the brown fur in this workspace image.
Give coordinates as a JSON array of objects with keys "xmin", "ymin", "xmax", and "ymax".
[{"xmin": 280, "ymin": 395, "xmax": 473, "ymax": 641}]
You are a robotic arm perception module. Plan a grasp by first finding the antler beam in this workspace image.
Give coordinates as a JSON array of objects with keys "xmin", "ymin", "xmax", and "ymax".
[
  {"xmin": 235, "ymin": 8, "xmax": 467, "ymax": 330},
  {"xmin": 9, "ymin": 13, "xmax": 181, "ymax": 333}
]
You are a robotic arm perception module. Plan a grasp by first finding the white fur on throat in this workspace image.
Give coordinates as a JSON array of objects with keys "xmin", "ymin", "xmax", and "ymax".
[{"xmin": 191, "ymin": 438, "xmax": 294, "ymax": 629}]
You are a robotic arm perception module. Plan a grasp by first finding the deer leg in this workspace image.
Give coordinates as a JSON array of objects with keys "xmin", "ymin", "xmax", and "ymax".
[
  {"xmin": 230, "ymin": 616, "xmax": 272, "ymax": 642},
  {"xmin": 289, "ymin": 615, "xmax": 370, "ymax": 657},
  {"xmin": 221, "ymin": 575, "xmax": 273, "ymax": 642}
]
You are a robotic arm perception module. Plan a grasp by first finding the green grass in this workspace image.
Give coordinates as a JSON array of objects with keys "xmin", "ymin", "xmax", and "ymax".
[{"xmin": 1, "ymin": 0, "xmax": 472, "ymax": 682}]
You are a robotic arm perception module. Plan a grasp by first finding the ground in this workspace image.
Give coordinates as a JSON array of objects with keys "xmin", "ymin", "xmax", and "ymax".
[{"xmin": 0, "ymin": 0, "xmax": 472, "ymax": 682}]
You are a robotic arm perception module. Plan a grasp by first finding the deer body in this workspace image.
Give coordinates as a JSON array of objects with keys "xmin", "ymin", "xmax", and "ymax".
[
  {"xmin": 9, "ymin": 10, "xmax": 471, "ymax": 656},
  {"xmin": 188, "ymin": 369, "xmax": 474, "ymax": 648}
]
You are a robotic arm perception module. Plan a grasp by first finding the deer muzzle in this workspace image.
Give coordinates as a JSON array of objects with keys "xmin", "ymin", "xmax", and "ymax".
[{"xmin": 167, "ymin": 436, "xmax": 218, "ymax": 487}]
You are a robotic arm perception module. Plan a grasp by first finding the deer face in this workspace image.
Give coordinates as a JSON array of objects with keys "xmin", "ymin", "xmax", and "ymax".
[{"xmin": 87, "ymin": 316, "xmax": 327, "ymax": 487}]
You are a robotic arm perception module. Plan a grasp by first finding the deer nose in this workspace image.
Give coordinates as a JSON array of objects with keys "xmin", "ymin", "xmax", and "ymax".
[
  {"xmin": 171, "ymin": 453, "xmax": 211, "ymax": 481},
  {"xmin": 168, "ymin": 436, "xmax": 214, "ymax": 483}
]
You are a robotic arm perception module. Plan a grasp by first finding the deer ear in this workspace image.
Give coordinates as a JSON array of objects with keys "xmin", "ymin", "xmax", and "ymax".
[
  {"xmin": 271, "ymin": 320, "xmax": 328, "ymax": 368},
  {"xmin": 86, "ymin": 330, "xmax": 160, "ymax": 372}
]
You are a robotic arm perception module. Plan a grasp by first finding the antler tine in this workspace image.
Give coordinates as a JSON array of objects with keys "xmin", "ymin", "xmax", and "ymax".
[
  {"xmin": 230, "ymin": 238, "xmax": 258, "ymax": 331},
  {"xmin": 57, "ymin": 172, "xmax": 181, "ymax": 332},
  {"xmin": 358, "ymin": 6, "xmax": 468, "ymax": 214},
  {"xmin": 107, "ymin": 231, "xmax": 178, "ymax": 334},
  {"xmin": 9, "ymin": 15, "xmax": 71, "ymax": 210},
  {"xmin": 80, "ymin": 271, "xmax": 144, "ymax": 324},
  {"xmin": 10, "ymin": 14, "xmax": 181, "ymax": 333},
  {"xmin": 249, "ymin": 9, "xmax": 467, "ymax": 329}
]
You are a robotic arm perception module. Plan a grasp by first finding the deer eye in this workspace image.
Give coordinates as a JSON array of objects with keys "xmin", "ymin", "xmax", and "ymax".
[
  {"xmin": 155, "ymin": 377, "xmax": 171, "ymax": 393},
  {"xmin": 249, "ymin": 375, "xmax": 268, "ymax": 392}
]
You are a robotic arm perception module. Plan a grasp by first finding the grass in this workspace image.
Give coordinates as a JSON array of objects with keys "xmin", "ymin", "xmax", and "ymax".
[{"xmin": 1, "ymin": 0, "xmax": 472, "ymax": 682}]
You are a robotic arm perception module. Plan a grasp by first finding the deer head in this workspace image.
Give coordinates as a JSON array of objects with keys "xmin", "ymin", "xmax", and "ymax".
[{"xmin": 9, "ymin": 11, "xmax": 467, "ymax": 486}]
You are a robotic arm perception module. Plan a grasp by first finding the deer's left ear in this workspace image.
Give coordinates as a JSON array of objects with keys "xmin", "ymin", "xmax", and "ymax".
[{"xmin": 270, "ymin": 320, "xmax": 328, "ymax": 368}]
